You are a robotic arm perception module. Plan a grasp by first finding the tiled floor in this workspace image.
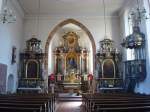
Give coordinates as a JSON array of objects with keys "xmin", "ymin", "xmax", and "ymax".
[{"xmin": 56, "ymin": 101, "xmax": 83, "ymax": 112}]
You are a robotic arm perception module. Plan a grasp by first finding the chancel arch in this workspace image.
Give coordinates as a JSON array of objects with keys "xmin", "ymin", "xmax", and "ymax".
[
  {"xmin": 45, "ymin": 19, "xmax": 96, "ymax": 93},
  {"xmin": 45, "ymin": 19, "xmax": 96, "ymax": 71}
]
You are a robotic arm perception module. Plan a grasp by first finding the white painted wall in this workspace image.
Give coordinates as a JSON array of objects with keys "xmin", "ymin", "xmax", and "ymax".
[
  {"xmin": 0, "ymin": 0, "xmax": 24, "ymax": 93},
  {"xmin": 0, "ymin": 0, "xmax": 2, "ymax": 11},
  {"xmin": 23, "ymin": 16, "xmax": 121, "ymax": 51}
]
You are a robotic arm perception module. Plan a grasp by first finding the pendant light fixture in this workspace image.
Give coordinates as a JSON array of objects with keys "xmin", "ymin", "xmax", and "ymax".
[
  {"xmin": 31, "ymin": 0, "xmax": 40, "ymax": 38},
  {"xmin": 128, "ymin": 0, "xmax": 149, "ymax": 26},
  {"xmin": 98, "ymin": 0, "xmax": 119, "ymax": 56},
  {"xmin": 102, "ymin": 0, "xmax": 107, "ymax": 39},
  {"xmin": 121, "ymin": 0, "xmax": 146, "ymax": 50},
  {"xmin": 37, "ymin": 0, "xmax": 40, "ymax": 39},
  {"xmin": 0, "ymin": 0, "xmax": 16, "ymax": 24},
  {"xmin": 29, "ymin": 0, "xmax": 42, "ymax": 53}
]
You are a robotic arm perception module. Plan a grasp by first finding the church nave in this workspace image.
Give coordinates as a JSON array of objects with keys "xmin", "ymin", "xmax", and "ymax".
[{"xmin": 0, "ymin": 0, "xmax": 150, "ymax": 111}]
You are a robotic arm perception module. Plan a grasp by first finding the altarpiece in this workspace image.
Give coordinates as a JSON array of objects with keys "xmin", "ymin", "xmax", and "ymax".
[
  {"xmin": 96, "ymin": 39, "xmax": 123, "ymax": 92},
  {"xmin": 53, "ymin": 32, "xmax": 89, "ymax": 93},
  {"xmin": 18, "ymin": 38, "xmax": 45, "ymax": 93}
]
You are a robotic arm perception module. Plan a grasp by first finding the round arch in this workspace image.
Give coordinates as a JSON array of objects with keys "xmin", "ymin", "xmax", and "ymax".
[{"xmin": 45, "ymin": 18, "xmax": 96, "ymax": 74}]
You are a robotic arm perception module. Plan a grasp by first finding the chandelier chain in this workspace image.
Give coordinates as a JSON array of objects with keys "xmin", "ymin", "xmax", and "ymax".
[
  {"xmin": 37, "ymin": 0, "xmax": 40, "ymax": 37},
  {"xmin": 102, "ymin": 0, "xmax": 107, "ymax": 39},
  {"xmin": 137, "ymin": 0, "xmax": 140, "ymax": 10},
  {"xmin": 128, "ymin": 0, "xmax": 149, "ymax": 26}
]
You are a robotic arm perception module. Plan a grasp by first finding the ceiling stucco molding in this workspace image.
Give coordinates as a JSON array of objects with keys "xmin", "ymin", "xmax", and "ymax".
[{"xmin": 24, "ymin": 14, "xmax": 119, "ymax": 21}]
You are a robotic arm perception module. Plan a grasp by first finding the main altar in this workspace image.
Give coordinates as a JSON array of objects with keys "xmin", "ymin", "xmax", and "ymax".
[{"xmin": 53, "ymin": 32, "xmax": 89, "ymax": 93}]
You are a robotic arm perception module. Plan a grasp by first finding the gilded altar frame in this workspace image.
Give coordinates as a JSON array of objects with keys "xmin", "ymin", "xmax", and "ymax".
[
  {"xmin": 53, "ymin": 31, "xmax": 89, "ymax": 83},
  {"xmin": 96, "ymin": 39, "xmax": 123, "ymax": 91}
]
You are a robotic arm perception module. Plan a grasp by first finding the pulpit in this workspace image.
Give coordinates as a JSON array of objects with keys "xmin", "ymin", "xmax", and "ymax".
[{"xmin": 121, "ymin": 26, "xmax": 146, "ymax": 93}]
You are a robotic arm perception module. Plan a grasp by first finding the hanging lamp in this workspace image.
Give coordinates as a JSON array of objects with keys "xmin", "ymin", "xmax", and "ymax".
[
  {"xmin": 0, "ymin": 0, "xmax": 16, "ymax": 24},
  {"xmin": 98, "ymin": 0, "xmax": 119, "ymax": 56},
  {"xmin": 121, "ymin": 0, "xmax": 146, "ymax": 49}
]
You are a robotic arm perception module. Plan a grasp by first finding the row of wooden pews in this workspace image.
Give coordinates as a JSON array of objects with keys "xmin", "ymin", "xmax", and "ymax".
[
  {"xmin": 82, "ymin": 93, "xmax": 150, "ymax": 112},
  {"xmin": 0, "ymin": 93, "xmax": 56, "ymax": 112}
]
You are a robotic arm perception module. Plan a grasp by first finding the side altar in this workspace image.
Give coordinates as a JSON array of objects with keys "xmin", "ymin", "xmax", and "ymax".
[
  {"xmin": 18, "ymin": 38, "xmax": 45, "ymax": 93},
  {"xmin": 96, "ymin": 39, "xmax": 124, "ymax": 92}
]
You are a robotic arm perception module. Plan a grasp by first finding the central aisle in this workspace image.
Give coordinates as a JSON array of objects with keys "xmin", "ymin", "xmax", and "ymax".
[{"xmin": 56, "ymin": 101, "xmax": 83, "ymax": 112}]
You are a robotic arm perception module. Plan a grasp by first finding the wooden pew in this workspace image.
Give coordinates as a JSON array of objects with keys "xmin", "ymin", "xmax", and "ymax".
[
  {"xmin": 82, "ymin": 93, "xmax": 150, "ymax": 112},
  {"xmin": 0, "ymin": 93, "xmax": 56, "ymax": 112},
  {"xmin": 0, "ymin": 99, "xmax": 48, "ymax": 112},
  {"xmin": 0, "ymin": 106, "xmax": 42, "ymax": 112}
]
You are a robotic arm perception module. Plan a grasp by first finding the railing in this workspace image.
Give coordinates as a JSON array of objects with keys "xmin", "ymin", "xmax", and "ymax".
[
  {"xmin": 97, "ymin": 78, "xmax": 124, "ymax": 92},
  {"xmin": 18, "ymin": 79, "xmax": 44, "ymax": 88}
]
